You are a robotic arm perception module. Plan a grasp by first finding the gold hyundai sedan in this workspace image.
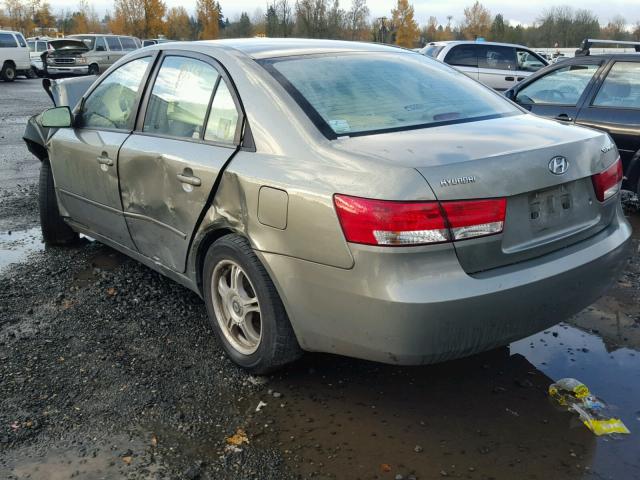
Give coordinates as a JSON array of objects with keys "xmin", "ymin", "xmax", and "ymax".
[{"xmin": 24, "ymin": 39, "xmax": 631, "ymax": 373}]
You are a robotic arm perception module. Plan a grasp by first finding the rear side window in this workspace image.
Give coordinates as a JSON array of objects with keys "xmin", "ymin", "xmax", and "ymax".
[
  {"xmin": 264, "ymin": 52, "xmax": 519, "ymax": 137},
  {"xmin": 478, "ymin": 45, "xmax": 516, "ymax": 71},
  {"xmin": 120, "ymin": 37, "xmax": 137, "ymax": 50},
  {"xmin": 593, "ymin": 62, "xmax": 640, "ymax": 109},
  {"xmin": 205, "ymin": 80, "xmax": 240, "ymax": 144},
  {"xmin": 0, "ymin": 33, "xmax": 17, "ymax": 48},
  {"xmin": 81, "ymin": 57, "xmax": 151, "ymax": 130},
  {"xmin": 516, "ymin": 64, "xmax": 599, "ymax": 106},
  {"xmin": 106, "ymin": 36, "xmax": 122, "ymax": 51},
  {"xmin": 444, "ymin": 45, "xmax": 477, "ymax": 67},
  {"xmin": 143, "ymin": 56, "xmax": 219, "ymax": 139}
]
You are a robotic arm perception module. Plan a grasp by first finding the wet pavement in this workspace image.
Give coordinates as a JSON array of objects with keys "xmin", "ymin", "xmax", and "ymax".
[{"xmin": 1, "ymin": 79, "xmax": 640, "ymax": 480}]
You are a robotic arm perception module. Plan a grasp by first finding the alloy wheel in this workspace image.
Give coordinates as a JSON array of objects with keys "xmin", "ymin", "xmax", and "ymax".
[{"xmin": 211, "ymin": 259, "xmax": 262, "ymax": 355}]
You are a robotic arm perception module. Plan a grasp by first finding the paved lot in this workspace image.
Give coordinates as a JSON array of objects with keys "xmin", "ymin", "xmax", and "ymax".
[{"xmin": 1, "ymin": 78, "xmax": 640, "ymax": 480}]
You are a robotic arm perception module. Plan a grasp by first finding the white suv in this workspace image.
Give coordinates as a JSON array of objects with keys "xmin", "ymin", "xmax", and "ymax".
[
  {"xmin": 0, "ymin": 29, "xmax": 31, "ymax": 81},
  {"xmin": 419, "ymin": 41, "xmax": 548, "ymax": 91}
]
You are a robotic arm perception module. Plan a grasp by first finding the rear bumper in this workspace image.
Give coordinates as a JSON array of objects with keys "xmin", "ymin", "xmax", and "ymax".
[
  {"xmin": 46, "ymin": 65, "xmax": 89, "ymax": 76},
  {"xmin": 258, "ymin": 206, "xmax": 632, "ymax": 365}
]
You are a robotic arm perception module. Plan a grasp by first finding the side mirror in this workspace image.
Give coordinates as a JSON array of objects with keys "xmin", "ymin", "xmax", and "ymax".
[
  {"xmin": 41, "ymin": 106, "xmax": 73, "ymax": 128},
  {"xmin": 503, "ymin": 90, "xmax": 515, "ymax": 101}
]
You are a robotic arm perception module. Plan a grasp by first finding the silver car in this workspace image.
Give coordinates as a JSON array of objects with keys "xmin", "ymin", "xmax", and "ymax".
[
  {"xmin": 24, "ymin": 39, "xmax": 631, "ymax": 373},
  {"xmin": 420, "ymin": 41, "xmax": 548, "ymax": 91}
]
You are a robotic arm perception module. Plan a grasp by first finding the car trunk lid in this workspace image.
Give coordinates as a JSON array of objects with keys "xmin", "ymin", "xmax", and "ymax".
[{"xmin": 333, "ymin": 114, "xmax": 619, "ymax": 273}]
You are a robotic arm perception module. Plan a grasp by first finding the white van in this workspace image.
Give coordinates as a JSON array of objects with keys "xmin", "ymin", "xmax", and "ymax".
[{"xmin": 0, "ymin": 29, "xmax": 31, "ymax": 81}]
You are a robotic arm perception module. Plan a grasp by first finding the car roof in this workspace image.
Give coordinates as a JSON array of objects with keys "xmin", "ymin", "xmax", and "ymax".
[
  {"xmin": 68, "ymin": 33, "xmax": 134, "ymax": 38},
  {"xmin": 427, "ymin": 40, "xmax": 530, "ymax": 49},
  {"xmin": 0, "ymin": 29, "xmax": 21, "ymax": 35},
  {"xmin": 162, "ymin": 38, "xmax": 406, "ymax": 60}
]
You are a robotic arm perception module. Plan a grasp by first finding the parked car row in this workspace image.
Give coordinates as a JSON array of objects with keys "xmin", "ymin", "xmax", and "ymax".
[
  {"xmin": 23, "ymin": 38, "xmax": 631, "ymax": 373},
  {"xmin": 2, "ymin": 30, "xmax": 175, "ymax": 81}
]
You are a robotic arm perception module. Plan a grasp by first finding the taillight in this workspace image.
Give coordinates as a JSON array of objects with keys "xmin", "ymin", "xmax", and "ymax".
[
  {"xmin": 441, "ymin": 199, "xmax": 506, "ymax": 241},
  {"xmin": 333, "ymin": 194, "xmax": 506, "ymax": 246},
  {"xmin": 592, "ymin": 157, "xmax": 623, "ymax": 202}
]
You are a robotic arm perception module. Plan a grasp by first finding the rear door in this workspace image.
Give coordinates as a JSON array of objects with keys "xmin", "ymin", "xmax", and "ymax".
[
  {"xmin": 443, "ymin": 44, "xmax": 479, "ymax": 80},
  {"xmin": 477, "ymin": 45, "xmax": 517, "ymax": 91},
  {"xmin": 574, "ymin": 60, "xmax": 640, "ymax": 181},
  {"xmin": 50, "ymin": 54, "xmax": 154, "ymax": 249},
  {"xmin": 105, "ymin": 36, "xmax": 124, "ymax": 65},
  {"xmin": 513, "ymin": 60, "xmax": 604, "ymax": 123},
  {"xmin": 118, "ymin": 52, "xmax": 243, "ymax": 272}
]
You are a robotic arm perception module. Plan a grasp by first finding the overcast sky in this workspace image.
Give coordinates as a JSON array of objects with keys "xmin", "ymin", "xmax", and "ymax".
[{"xmin": 47, "ymin": 0, "xmax": 640, "ymax": 26}]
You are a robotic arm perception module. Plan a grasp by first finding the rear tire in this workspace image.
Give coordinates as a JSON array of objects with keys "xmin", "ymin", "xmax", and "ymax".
[
  {"xmin": 39, "ymin": 159, "xmax": 78, "ymax": 246},
  {"xmin": 1, "ymin": 63, "xmax": 16, "ymax": 82},
  {"xmin": 203, "ymin": 234, "xmax": 302, "ymax": 374}
]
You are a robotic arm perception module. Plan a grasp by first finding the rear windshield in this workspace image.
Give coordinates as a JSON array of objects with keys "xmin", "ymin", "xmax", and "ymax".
[{"xmin": 262, "ymin": 52, "xmax": 519, "ymax": 138}]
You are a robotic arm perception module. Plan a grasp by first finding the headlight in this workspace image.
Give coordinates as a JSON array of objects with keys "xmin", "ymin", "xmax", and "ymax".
[
  {"xmin": 46, "ymin": 57, "xmax": 54, "ymax": 65},
  {"xmin": 76, "ymin": 57, "xmax": 88, "ymax": 64}
]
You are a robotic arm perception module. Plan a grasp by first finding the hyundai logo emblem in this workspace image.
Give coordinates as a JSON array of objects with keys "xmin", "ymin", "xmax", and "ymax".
[{"xmin": 548, "ymin": 156, "xmax": 569, "ymax": 175}]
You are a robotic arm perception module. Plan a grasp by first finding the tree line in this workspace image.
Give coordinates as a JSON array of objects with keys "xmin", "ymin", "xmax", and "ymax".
[{"xmin": 2, "ymin": 0, "xmax": 640, "ymax": 48}]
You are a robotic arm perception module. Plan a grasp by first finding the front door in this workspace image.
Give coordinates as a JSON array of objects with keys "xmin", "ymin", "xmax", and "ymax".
[
  {"xmin": 50, "ymin": 55, "xmax": 154, "ymax": 249},
  {"xmin": 118, "ymin": 53, "xmax": 242, "ymax": 272},
  {"xmin": 477, "ymin": 45, "xmax": 517, "ymax": 91},
  {"xmin": 575, "ymin": 61, "xmax": 640, "ymax": 175},
  {"xmin": 514, "ymin": 61, "xmax": 603, "ymax": 123}
]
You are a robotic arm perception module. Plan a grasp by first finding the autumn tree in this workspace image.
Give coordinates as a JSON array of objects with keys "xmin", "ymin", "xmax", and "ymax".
[
  {"xmin": 165, "ymin": 6, "xmax": 191, "ymax": 40},
  {"xmin": 196, "ymin": 0, "xmax": 221, "ymax": 39},
  {"xmin": 391, "ymin": 0, "xmax": 419, "ymax": 48},
  {"xmin": 462, "ymin": 1, "xmax": 491, "ymax": 40},
  {"xmin": 109, "ymin": 0, "xmax": 165, "ymax": 38}
]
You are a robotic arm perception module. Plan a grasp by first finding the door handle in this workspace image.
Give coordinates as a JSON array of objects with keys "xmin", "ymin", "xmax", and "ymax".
[
  {"xmin": 505, "ymin": 76, "xmax": 515, "ymax": 81},
  {"xmin": 177, "ymin": 172, "xmax": 201, "ymax": 187},
  {"xmin": 96, "ymin": 155, "xmax": 113, "ymax": 166},
  {"xmin": 554, "ymin": 114, "xmax": 573, "ymax": 122}
]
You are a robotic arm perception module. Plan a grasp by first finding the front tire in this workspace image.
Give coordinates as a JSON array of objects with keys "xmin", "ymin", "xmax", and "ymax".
[
  {"xmin": 203, "ymin": 235, "xmax": 302, "ymax": 374},
  {"xmin": 88, "ymin": 63, "xmax": 99, "ymax": 75},
  {"xmin": 1, "ymin": 63, "xmax": 16, "ymax": 82},
  {"xmin": 39, "ymin": 159, "xmax": 78, "ymax": 245}
]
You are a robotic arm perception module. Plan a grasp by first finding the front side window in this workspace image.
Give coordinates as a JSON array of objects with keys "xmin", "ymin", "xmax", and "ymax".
[
  {"xmin": 120, "ymin": 37, "xmax": 137, "ymax": 50},
  {"xmin": 81, "ymin": 57, "xmax": 151, "ymax": 129},
  {"xmin": 143, "ymin": 56, "xmax": 219, "ymax": 139},
  {"xmin": 106, "ymin": 36, "xmax": 122, "ymax": 51},
  {"xmin": 516, "ymin": 64, "xmax": 599, "ymax": 106},
  {"xmin": 593, "ymin": 62, "xmax": 640, "ymax": 109},
  {"xmin": 478, "ymin": 45, "xmax": 516, "ymax": 71},
  {"xmin": 16, "ymin": 34, "xmax": 27, "ymax": 47},
  {"xmin": 0, "ymin": 33, "xmax": 17, "ymax": 48},
  {"xmin": 205, "ymin": 80, "xmax": 240, "ymax": 144},
  {"xmin": 264, "ymin": 52, "xmax": 519, "ymax": 137},
  {"xmin": 444, "ymin": 45, "xmax": 477, "ymax": 67},
  {"xmin": 38, "ymin": 41, "xmax": 48, "ymax": 52},
  {"xmin": 517, "ymin": 49, "xmax": 546, "ymax": 72},
  {"xmin": 95, "ymin": 36, "xmax": 107, "ymax": 51},
  {"xmin": 27, "ymin": 41, "xmax": 35, "ymax": 52}
]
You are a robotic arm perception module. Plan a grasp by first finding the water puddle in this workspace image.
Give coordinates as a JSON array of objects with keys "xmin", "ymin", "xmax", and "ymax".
[
  {"xmin": 7, "ymin": 434, "xmax": 159, "ymax": 480},
  {"xmin": 0, "ymin": 227, "xmax": 44, "ymax": 273}
]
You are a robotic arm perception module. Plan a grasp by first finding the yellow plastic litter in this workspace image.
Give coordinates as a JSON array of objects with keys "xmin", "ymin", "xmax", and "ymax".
[
  {"xmin": 549, "ymin": 378, "xmax": 630, "ymax": 437},
  {"xmin": 584, "ymin": 418, "xmax": 631, "ymax": 436}
]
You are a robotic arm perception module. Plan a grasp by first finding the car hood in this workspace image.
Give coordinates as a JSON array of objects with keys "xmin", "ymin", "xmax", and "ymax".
[
  {"xmin": 49, "ymin": 39, "xmax": 89, "ymax": 51},
  {"xmin": 44, "ymin": 76, "xmax": 96, "ymax": 109}
]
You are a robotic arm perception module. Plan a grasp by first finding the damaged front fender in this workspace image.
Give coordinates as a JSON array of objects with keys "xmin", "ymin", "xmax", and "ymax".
[{"xmin": 22, "ymin": 76, "xmax": 96, "ymax": 162}]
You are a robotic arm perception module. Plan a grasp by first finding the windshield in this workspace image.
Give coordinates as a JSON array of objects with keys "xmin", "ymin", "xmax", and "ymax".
[
  {"xmin": 262, "ymin": 52, "xmax": 520, "ymax": 138},
  {"xmin": 420, "ymin": 45, "xmax": 444, "ymax": 58},
  {"xmin": 69, "ymin": 35, "xmax": 95, "ymax": 49}
]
